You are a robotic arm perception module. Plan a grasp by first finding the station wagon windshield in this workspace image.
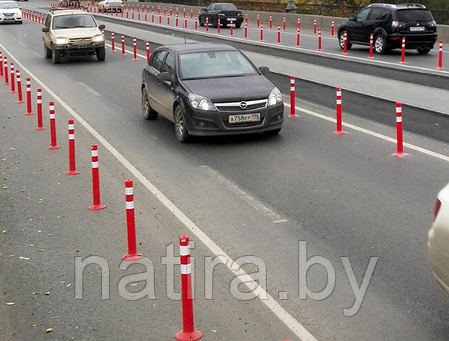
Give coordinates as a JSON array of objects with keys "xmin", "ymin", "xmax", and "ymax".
[
  {"xmin": 179, "ymin": 50, "xmax": 258, "ymax": 80},
  {"xmin": 52, "ymin": 14, "xmax": 96, "ymax": 29}
]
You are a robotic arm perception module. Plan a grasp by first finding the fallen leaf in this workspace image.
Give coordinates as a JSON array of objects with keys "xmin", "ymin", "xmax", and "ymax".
[
  {"xmin": 45, "ymin": 328, "xmax": 53, "ymax": 333},
  {"xmin": 44, "ymin": 292, "xmax": 50, "ymax": 296},
  {"xmin": 32, "ymin": 292, "xmax": 39, "ymax": 295},
  {"xmin": 5, "ymin": 302, "xmax": 15, "ymax": 306},
  {"xmin": 2, "ymin": 230, "xmax": 5, "ymax": 234},
  {"xmin": 31, "ymin": 324, "xmax": 37, "ymax": 327},
  {"xmin": 66, "ymin": 283, "xmax": 71, "ymax": 287}
]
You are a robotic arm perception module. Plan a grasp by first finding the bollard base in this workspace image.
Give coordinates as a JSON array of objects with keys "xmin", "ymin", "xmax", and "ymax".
[
  {"xmin": 48, "ymin": 145, "xmax": 61, "ymax": 150},
  {"xmin": 288, "ymin": 114, "xmax": 297, "ymax": 118},
  {"xmin": 66, "ymin": 170, "xmax": 80, "ymax": 175},
  {"xmin": 36, "ymin": 126, "xmax": 46, "ymax": 130},
  {"xmin": 17, "ymin": 100, "xmax": 25, "ymax": 104},
  {"xmin": 175, "ymin": 330, "xmax": 202, "ymax": 341},
  {"xmin": 122, "ymin": 253, "xmax": 143, "ymax": 261},
  {"xmin": 393, "ymin": 152, "xmax": 408, "ymax": 158},
  {"xmin": 333, "ymin": 130, "xmax": 346, "ymax": 135},
  {"xmin": 89, "ymin": 204, "xmax": 106, "ymax": 210},
  {"xmin": 26, "ymin": 112, "xmax": 33, "ymax": 115}
]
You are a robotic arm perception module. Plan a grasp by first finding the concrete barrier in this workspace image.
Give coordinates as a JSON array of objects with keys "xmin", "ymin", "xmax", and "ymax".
[{"xmin": 145, "ymin": 2, "xmax": 449, "ymax": 44}]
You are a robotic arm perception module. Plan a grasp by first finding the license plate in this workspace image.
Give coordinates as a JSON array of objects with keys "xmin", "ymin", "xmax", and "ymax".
[
  {"xmin": 228, "ymin": 113, "xmax": 260, "ymax": 124},
  {"xmin": 227, "ymin": 18, "xmax": 236, "ymax": 21},
  {"xmin": 410, "ymin": 26, "xmax": 425, "ymax": 31}
]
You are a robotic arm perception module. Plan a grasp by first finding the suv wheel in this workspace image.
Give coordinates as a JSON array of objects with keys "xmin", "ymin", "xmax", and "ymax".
[
  {"xmin": 44, "ymin": 43, "xmax": 52, "ymax": 58},
  {"xmin": 338, "ymin": 31, "xmax": 352, "ymax": 50},
  {"xmin": 174, "ymin": 104, "xmax": 190, "ymax": 143},
  {"xmin": 52, "ymin": 46, "xmax": 61, "ymax": 64},
  {"xmin": 199, "ymin": 16, "xmax": 205, "ymax": 26},
  {"xmin": 96, "ymin": 47, "xmax": 106, "ymax": 61},
  {"xmin": 141, "ymin": 87, "xmax": 158, "ymax": 120},
  {"xmin": 374, "ymin": 35, "xmax": 388, "ymax": 55},
  {"xmin": 417, "ymin": 47, "xmax": 431, "ymax": 55}
]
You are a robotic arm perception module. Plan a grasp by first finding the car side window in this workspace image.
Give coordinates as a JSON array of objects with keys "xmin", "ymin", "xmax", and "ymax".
[
  {"xmin": 151, "ymin": 51, "xmax": 167, "ymax": 71},
  {"xmin": 44, "ymin": 15, "xmax": 51, "ymax": 28},
  {"xmin": 379, "ymin": 10, "xmax": 391, "ymax": 21},
  {"xmin": 367, "ymin": 8, "xmax": 383, "ymax": 21},
  {"xmin": 355, "ymin": 8, "xmax": 370, "ymax": 22},
  {"xmin": 162, "ymin": 52, "xmax": 175, "ymax": 76}
]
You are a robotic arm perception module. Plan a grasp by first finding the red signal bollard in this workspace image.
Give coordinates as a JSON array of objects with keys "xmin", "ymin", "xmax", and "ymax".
[
  {"xmin": 36, "ymin": 89, "xmax": 45, "ymax": 130},
  {"xmin": 257, "ymin": 14, "xmax": 259, "ymax": 27},
  {"xmin": 146, "ymin": 41, "xmax": 150, "ymax": 63},
  {"xmin": 133, "ymin": 37, "xmax": 137, "ymax": 60},
  {"xmin": 89, "ymin": 144, "xmax": 106, "ymax": 210},
  {"xmin": 26, "ymin": 78, "xmax": 32, "ymax": 115},
  {"xmin": 16, "ymin": 70, "xmax": 23, "ymax": 103},
  {"xmin": 4, "ymin": 56, "xmax": 9, "ymax": 85},
  {"xmin": 111, "ymin": 31, "xmax": 115, "ymax": 52},
  {"xmin": 244, "ymin": 22, "xmax": 247, "ymax": 38},
  {"xmin": 438, "ymin": 41, "xmax": 443, "ymax": 70},
  {"xmin": 393, "ymin": 103, "xmax": 407, "ymax": 157},
  {"xmin": 369, "ymin": 34, "xmax": 373, "ymax": 59},
  {"xmin": 159, "ymin": 12, "xmax": 162, "ymax": 24},
  {"xmin": 195, "ymin": 16, "xmax": 197, "ymax": 30},
  {"xmin": 343, "ymin": 31, "xmax": 348, "ymax": 55},
  {"xmin": 331, "ymin": 20, "xmax": 334, "ymax": 37},
  {"xmin": 190, "ymin": 8, "xmax": 193, "ymax": 19},
  {"xmin": 333, "ymin": 87, "xmax": 345, "ymax": 135},
  {"xmin": 260, "ymin": 22, "xmax": 263, "ymax": 42},
  {"xmin": 121, "ymin": 34, "xmax": 125, "ymax": 56},
  {"xmin": 230, "ymin": 20, "xmax": 233, "ymax": 36},
  {"xmin": 10, "ymin": 63, "xmax": 16, "ymax": 94},
  {"xmin": 0, "ymin": 51, "xmax": 3, "ymax": 78},
  {"xmin": 48, "ymin": 101, "xmax": 60, "ymax": 150},
  {"xmin": 313, "ymin": 18, "xmax": 316, "ymax": 35},
  {"xmin": 289, "ymin": 76, "xmax": 296, "ymax": 118},
  {"xmin": 183, "ymin": 7, "xmax": 185, "ymax": 18},
  {"xmin": 318, "ymin": 28, "xmax": 321, "ymax": 51},
  {"xmin": 296, "ymin": 26, "xmax": 300, "ymax": 47},
  {"xmin": 283, "ymin": 16, "xmax": 286, "ymax": 31},
  {"xmin": 400, "ymin": 37, "xmax": 406, "ymax": 64},
  {"xmin": 66, "ymin": 119, "xmax": 80, "ymax": 175},
  {"xmin": 245, "ymin": 13, "xmax": 247, "ymax": 25},
  {"xmin": 122, "ymin": 180, "xmax": 143, "ymax": 261},
  {"xmin": 184, "ymin": 17, "xmax": 187, "ymax": 29},
  {"xmin": 151, "ymin": 9, "xmax": 154, "ymax": 23},
  {"xmin": 217, "ymin": 17, "xmax": 220, "ymax": 34},
  {"xmin": 205, "ymin": 17, "xmax": 208, "ymax": 32},
  {"xmin": 277, "ymin": 24, "xmax": 280, "ymax": 44},
  {"xmin": 175, "ymin": 235, "xmax": 202, "ymax": 341},
  {"xmin": 269, "ymin": 15, "xmax": 272, "ymax": 29}
]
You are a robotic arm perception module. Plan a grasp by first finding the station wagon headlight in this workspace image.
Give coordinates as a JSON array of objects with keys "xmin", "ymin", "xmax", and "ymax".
[
  {"xmin": 55, "ymin": 37, "xmax": 69, "ymax": 45},
  {"xmin": 92, "ymin": 34, "xmax": 105, "ymax": 43},
  {"xmin": 188, "ymin": 94, "xmax": 214, "ymax": 111},
  {"xmin": 268, "ymin": 87, "xmax": 282, "ymax": 106}
]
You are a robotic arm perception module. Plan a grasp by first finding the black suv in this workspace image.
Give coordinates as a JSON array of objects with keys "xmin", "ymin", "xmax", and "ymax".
[{"xmin": 338, "ymin": 3, "xmax": 438, "ymax": 54}]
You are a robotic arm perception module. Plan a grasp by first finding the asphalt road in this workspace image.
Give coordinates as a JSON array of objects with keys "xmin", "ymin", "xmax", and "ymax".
[{"xmin": 1, "ymin": 3, "xmax": 449, "ymax": 341}]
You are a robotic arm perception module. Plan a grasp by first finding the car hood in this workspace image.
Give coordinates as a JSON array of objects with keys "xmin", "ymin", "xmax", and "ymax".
[
  {"xmin": 182, "ymin": 75, "xmax": 274, "ymax": 102},
  {"xmin": 51, "ymin": 28, "xmax": 102, "ymax": 38}
]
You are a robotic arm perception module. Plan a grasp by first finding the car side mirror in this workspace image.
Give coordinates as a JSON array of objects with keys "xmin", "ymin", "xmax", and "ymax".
[
  {"xmin": 259, "ymin": 66, "xmax": 270, "ymax": 74},
  {"xmin": 202, "ymin": 8, "xmax": 207, "ymax": 12},
  {"xmin": 157, "ymin": 72, "xmax": 172, "ymax": 82},
  {"xmin": 99, "ymin": 24, "xmax": 105, "ymax": 29},
  {"xmin": 349, "ymin": 16, "xmax": 355, "ymax": 21},
  {"xmin": 42, "ymin": 27, "xmax": 49, "ymax": 32}
]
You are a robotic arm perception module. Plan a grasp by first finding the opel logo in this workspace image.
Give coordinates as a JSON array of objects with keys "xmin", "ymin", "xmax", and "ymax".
[{"xmin": 240, "ymin": 101, "xmax": 247, "ymax": 109}]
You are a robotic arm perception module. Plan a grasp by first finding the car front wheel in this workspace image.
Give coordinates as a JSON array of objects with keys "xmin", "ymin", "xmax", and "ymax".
[
  {"xmin": 199, "ymin": 16, "xmax": 205, "ymax": 26},
  {"xmin": 141, "ymin": 87, "xmax": 158, "ymax": 120},
  {"xmin": 44, "ymin": 43, "xmax": 52, "ymax": 58},
  {"xmin": 52, "ymin": 46, "xmax": 61, "ymax": 64},
  {"xmin": 174, "ymin": 104, "xmax": 190, "ymax": 143},
  {"xmin": 374, "ymin": 35, "xmax": 387, "ymax": 55},
  {"xmin": 338, "ymin": 31, "xmax": 352, "ymax": 50},
  {"xmin": 96, "ymin": 47, "xmax": 106, "ymax": 61}
]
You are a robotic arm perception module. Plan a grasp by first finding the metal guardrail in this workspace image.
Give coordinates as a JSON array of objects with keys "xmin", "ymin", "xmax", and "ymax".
[{"xmin": 146, "ymin": 0, "xmax": 449, "ymax": 25}]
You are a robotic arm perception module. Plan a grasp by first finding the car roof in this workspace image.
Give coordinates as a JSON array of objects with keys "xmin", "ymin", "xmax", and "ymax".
[
  {"xmin": 158, "ymin": 43, "xmax": 238, "ymax": 54},
  {"xmin": 49, "ymin": 9, "xmax": 90, "ymax": 16},
  {"xmin": 367, "ymin": 3, "xmax": 427, "ymax": 10}
]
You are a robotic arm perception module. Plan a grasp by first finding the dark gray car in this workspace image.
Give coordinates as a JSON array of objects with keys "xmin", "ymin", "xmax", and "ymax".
[{"xmin": 141, "ymin": 43, "xmax": 284, "ymax": 143}]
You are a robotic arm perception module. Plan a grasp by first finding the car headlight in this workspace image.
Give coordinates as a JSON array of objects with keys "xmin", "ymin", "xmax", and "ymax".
[
  {"xmin": 0, "ymin": 14, "xmax": 4, "ymax": 19},
  {"xmin": 55, "ymin": 37, "xmax": 69, "ymax": 45},
  {"xmin": 188, "ymin": 94, "xmax": 214, "ymax": 111},
  {"xmin": 268, "ymin": 87, "xmax": 282, "ymax": 106},
  {"xmin": 92, "ymin": 34, "xmax": 105, "ymax": 43}
]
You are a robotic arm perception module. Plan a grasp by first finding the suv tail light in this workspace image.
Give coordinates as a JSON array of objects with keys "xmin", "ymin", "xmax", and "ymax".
[
  {"xmin": 392, "ymin": 21, "xmax": 400, "ymax": 27},
  {"xmin": 434, "ymin": 199, "xmax": 442, "ymax": 222}
]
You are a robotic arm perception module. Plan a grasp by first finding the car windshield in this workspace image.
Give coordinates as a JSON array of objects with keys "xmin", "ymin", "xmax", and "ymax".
[
  {"xmin": 217, "ymin": 4, "xmax": 237, "ymax": 10},
  {"xmin": 395, "ymin": 9, "xmax": 434, "ymax": 22},
  {"xmin": 52, "ymin": 14, "xmax": 96, "ymax": 29},
  {"xmin": 179, "ymin": 50, "xmax": 258, "ymax": 80},
  {"xmin": 0, "ymin": 2, "xmax": 19, "ymax": 9}
]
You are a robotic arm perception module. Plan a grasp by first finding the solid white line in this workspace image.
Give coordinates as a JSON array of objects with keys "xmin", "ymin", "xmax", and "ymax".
[
  {"xmin": 1, "ymin": 43, "xmax": 317, "ymax": 341},
  {"xmin": 285, "ymin": 102, "xmax": 449, "ymax": 162}
]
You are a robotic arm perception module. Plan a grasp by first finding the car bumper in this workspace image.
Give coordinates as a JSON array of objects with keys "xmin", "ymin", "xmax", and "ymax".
[
  {"xmin": 220, "ymin": 16, "xmax": 243, "ymax": 25},
  {"xmin": 389, "ymin": 33, "xmax": 437, "ymax": 49},
  {"xmin": 0, "ymin": 17, "xmax": 22, "ymax": 23},
  {"xmin": 184, "ymin": 102, "xmax": 284, "ymax": 136},
  {"xmin": 428, "ymin": 230, "xmax": 449, "ymax": 295}
]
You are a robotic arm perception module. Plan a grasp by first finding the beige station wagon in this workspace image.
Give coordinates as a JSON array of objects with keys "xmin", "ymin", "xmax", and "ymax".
[{"xmin": 42, "ymin": 8, "xmax": 106, "ymax": 64}]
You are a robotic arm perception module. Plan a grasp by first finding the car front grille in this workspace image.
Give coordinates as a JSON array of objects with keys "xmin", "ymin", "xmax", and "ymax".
[{"xmin": 214, "ymin": 99, "xmax": 267, "ymax": 112}]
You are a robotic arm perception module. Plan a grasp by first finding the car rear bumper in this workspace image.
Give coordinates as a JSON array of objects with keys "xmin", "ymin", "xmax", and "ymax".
[
  {"xmin": 388, "ymin": 33, "xmax": 437, "ymax": 49},
  {"xmin": 185, "ymin": 102, "xmax": 284, "ymax": 136},
  {"xmin": 220, "ymin": 16, "xmax": 243, "ymax": 25}
]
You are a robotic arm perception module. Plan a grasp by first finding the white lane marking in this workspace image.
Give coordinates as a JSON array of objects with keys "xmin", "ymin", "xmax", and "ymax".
[
  {"xmin": 76, "ymin": 82, "xmax": 101, "ymax": 96},
  {"xmin": 284, "ymin": 102, "xmax": 449, "ymax": 162},
  {"xmin": 200, "ymin": 165, "xmax": 287, "ymax": 223},
  {"xmin": 1, "ymin": 43, "xmax": 317, "ymax": 341}
]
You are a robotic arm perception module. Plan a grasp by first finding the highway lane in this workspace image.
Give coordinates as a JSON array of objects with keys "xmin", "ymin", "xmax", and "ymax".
[{"xmin": 2, "ymin": 12, "xmax": 449, "ymax": 341}]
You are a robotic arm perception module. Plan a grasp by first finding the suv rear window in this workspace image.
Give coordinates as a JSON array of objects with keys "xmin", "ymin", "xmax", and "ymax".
[{"xmin": 394, "ymin": 9, "xmax": 434, "ymax": 22}]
